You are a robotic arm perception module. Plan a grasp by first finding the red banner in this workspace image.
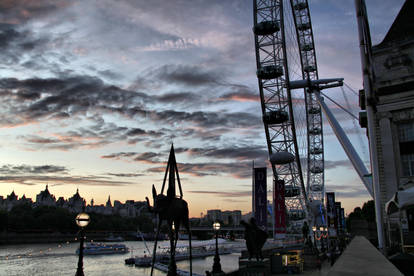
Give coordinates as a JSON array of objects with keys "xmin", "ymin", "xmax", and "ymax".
[{"xmin": 274, "ymin": 179, "xmax": 286, "ymax": 233}]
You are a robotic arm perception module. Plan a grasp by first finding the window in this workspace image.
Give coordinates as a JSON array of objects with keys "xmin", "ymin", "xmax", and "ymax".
[
  {"xmin": 401, "ymin": 153, "xmax": 414, "ymax": 176},
  {"xmin": 398, "ymin": 122, "xmax": 414, "ymax": 176}
]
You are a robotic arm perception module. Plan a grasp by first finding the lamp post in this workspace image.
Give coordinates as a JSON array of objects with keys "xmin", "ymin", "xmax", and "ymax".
[
  {"xmin": 75, "ymin": 212, "xmax": 90, "ymax": 276},
  {"xmin": 212, "ymin": 221, "xmax": 223, "ymax": 274},
  {"xmin": 319, "ymin": 227, "xmax": 325, "ymax": 252},
  {"xmin": 312, "ymin": 226, "xmax": 317, "ymax": 248}
]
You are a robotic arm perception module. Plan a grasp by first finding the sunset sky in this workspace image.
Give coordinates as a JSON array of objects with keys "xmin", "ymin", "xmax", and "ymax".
[{"xmin": 0, "ymin": 0, "xmax": 405, "ymax": 217}]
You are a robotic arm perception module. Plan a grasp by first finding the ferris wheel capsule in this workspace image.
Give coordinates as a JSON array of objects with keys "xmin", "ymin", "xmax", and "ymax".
[
  {"xmin": 294, "ymin": 2, "xmax": 308, "ymax": 10},
  {"xmin": 308, "ymin": 106, "xmax": 321, "ymax": 114},
  {"xmin": 301, "ymin": 43, "xmax": 314, "ymax": 52},
  {"xmin": 285, "ymin": 185, "xmax": 300, "ymax": 197},
  {"xmin": 304, "ymin": 65, "xmax": 317, "ymax": 72},
  {"xmin": 269, "ymin": 152, "xmax": 295, "ymax": 165},
  {"xmin": 253, "ymin": 21, "xmax": 280, "ymax": 36},
  {"xmin": 257, "ymin": 65, "xmax": 284, "ymax": 79},
  {"xmin": 310, "ymin": 184, "xmax": 323, "ymax": 192},
  {"xmin": 297, "ymin": 22, "xmax": 311, "ymax": 31},
  {"xmin": 263, "ymin": 110, "xmax": 289, "ymax": 125}
]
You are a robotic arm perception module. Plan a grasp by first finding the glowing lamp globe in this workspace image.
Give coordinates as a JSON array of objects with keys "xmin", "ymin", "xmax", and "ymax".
[
  {"xmin": 75, "ymin": 213, "xmax": 90, "ymax": 228},
  {"xmin": 213, "ymin": 222, "xmax": 221, "ymax": 231}
]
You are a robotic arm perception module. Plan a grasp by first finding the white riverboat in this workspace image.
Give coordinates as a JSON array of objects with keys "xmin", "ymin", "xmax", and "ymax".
[{"xmin": 77, "ymin": 242, "xmax": 129, "ymax": 255}]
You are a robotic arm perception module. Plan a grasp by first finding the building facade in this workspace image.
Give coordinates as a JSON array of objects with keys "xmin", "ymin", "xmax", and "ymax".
[
  {"xmin": 361, "ymin": 0, "xmax": 414, "ymax": 248},
  {"xmin": 368, "ymin": 1, "xmax": 414, "ymax": 213}
]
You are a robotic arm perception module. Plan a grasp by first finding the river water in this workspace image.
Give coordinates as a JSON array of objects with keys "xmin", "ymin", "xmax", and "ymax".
[{"xmin": 0, "ymin": 240, "xmax": 244, "ymax": 276}]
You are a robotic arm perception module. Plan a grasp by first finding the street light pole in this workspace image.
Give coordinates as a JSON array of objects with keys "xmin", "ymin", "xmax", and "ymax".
[
  {"xmin": 212, "ymin": 222, "xmax": 222, "ymax": 274},
  {"xmin": 75, "ymin": 212, "xmax": 90, "ymax": 276},
  {"xmin": 76, "ymin": 228, "xmax": 85, "ymax": 276},
  {"xmin": 312, "ymin": 226, "xmax": 317, "ymax": 249}
]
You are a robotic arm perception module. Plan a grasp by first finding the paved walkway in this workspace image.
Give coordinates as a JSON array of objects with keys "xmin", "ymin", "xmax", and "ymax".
[{"xmin": 327, "ymin": 236, "xmax": 403, "ymax": 276}]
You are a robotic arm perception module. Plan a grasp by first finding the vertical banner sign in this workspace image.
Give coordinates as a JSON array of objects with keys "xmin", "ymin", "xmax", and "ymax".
[
  {"xmin": 340, "ymin": 208, "xmax": 346, "ymax": 232},
  {"xmin": 335, "ymin": 202, "xmax": 341, "ymax": 234},
  {"xmin": 253, "ymin": 167, "xmax": 267, "ymax": 230},
  {"xmin": 326, "ymin": 192, "xmax": 336, "ymax": 236},
  {"xmin": 274, "ymin": 179, "xmax": 286, "ymax": 233}
]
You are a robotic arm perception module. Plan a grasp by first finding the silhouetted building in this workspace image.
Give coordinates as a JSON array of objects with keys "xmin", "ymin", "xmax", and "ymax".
[
  {"xmin": 67, "ymin": 189, "xmax": 86, "ymax": 213},
  {"xmin": 35, "ymin": 185, "xmax": 56, "ymax": 207},
  {"xmin": 1, "ymin": 188, "xmax": 148, "ymax": 218}
]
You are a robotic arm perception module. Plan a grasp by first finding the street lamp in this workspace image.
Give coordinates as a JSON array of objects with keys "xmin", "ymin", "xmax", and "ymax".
[
  {"xmin": 312, "ymin": 226, "xmax": 317, "ymax": 248},
  {"xmin": 212, "ymin": 221, "xmax": 223, "ymax": 274},
  {"xmin": 319, "ymin": 227, "xmax": 325, "ymax": 251},
  {"xmin": 75, "ymin": 212, "xmax": 90, "ymax": 276}
]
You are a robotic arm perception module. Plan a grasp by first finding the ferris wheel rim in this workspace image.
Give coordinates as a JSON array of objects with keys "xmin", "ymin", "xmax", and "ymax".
[
  {"xmin": 289, "ymin": 0, "xmax": 325, "ymax": 204},
  {"xmin": 253, "ymin": 0, "xmax": 325, "ymax": 228}
]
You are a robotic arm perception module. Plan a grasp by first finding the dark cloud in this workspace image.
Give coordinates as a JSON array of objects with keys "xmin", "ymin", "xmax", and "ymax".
[
  {"xmin": 19, "ymin": 120, "xmax": 165, "ymax": 151},
  {"xmin": 188, "ymin": 190, "xmax": 251, "ymax": 198},
  {"xmin": 214, "ymin": 83, "xmax": 259, "ymax": 103},
  {"xmin": 178, "ymin": 145, "xmax": 268, "ymax": 161},
  {"xmin": 0, "ymin": 76, "xmax": 147, "ymax": 126},
  {"xmin": 150, "ymin": 65, "xmax": 220, "ymax": 87},
  {"xmin": 102, "ymin": 151, "xmax": 163, "ymax": 164},
  {"xmin": 156, "ymin": 92, "xmax": 198, "ymax": 103},
  {"xmin": 0, "ymin": 0, "xmax": 70, "ymax": 24},
  {"xmin": 148, "ymin": 161, "xmax": 252, "ymax": 178},
  {"xmin": 102, "ymin": 152, "xmax": 137, "ymax": 159},
  {"xmin": 0, "ymin": 175, "xmax": 132, "ymax": 187},
  {"xmin": 107, "ymin": 173, "xmax": 144, "ymax": 177},
  {"xmin": 151, "ymin": 110, "xmax": 260, "ymax": 129},
  {"xmin": 0, "ymin": 164, "xmax": 67, "ymax": 174},
  {"xmin": 0, "ymin": 75, "xmax": 260, "ymax": 136},
  {"xmin": 102, "ymin": 147, "xmax": 254, "ymax": 178},
  {"xmin": 0, "ymin": 24, "xmax": 50, "ymax": 65}
]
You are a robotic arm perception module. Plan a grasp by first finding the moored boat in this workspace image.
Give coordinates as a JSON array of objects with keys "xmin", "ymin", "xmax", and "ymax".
[{"xmin": 77, "ymin": 242, "xmax": 129, "ymax": 255}]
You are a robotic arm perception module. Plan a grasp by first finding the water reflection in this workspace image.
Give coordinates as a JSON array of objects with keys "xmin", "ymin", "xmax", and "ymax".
[{"xmin": 0, "ymin": 240, "xmax": 242, "ymax": 276}]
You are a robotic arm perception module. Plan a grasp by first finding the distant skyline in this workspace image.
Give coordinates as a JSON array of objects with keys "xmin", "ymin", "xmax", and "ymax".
[{"xmin": 0, "ymin": 0, "xmax": 405, "ymax": 217}]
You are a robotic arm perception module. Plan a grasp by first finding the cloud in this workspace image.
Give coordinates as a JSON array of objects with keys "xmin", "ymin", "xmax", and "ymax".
[
  {"xmin": 149, "ymin": 64, "xmax": 221, "ymax": 87},
  {"xmin": 324, "ymin": 159, "xmax": 353, "ymax": 170},
  {"xmin": 326, "ymin": 184, "xmax": 370, "ymax": 198},
  {"xmin": 0, "ymin": 175, "xmax": 132, "ymax": 187},
  {"xmin": 0, "ymin": 23, "xmax": 51, "ymax": 66},
  {"xmin": 0, "ymin": 0, "xmax": 71, "ymax": 24},
  {"xmin": 0, "ymin": 75, "xmax": 148, "ymax": 126},
  {"xmin": 150, "ymin": 110, "xmax": 260, "ymax": 129},
  {"xmin": 0, "ymin": 164, "xmax": 67, "ymax": 174},
  {"xmin": 101, "ymin": 151, "xmax": 163, "ymax": 165},
  {"xmin": 216, "ymin": 90, "xmax": 259, "ymax": 102},
  {"xmin": 148, "ymin": 161, "xmax": 253, "ymax": 178},
  {"xmin": 155, "ymin": 92, "xmax": 199, "ymax": 103},
  {"xmin": 188, "ymin": 190, "xmax": 251, "ymax": 198},
  {"xmin": 107, "ymin": 173, "xmax": 144, "ymax": 177},
  {"xmin": 179, "ymin": 145, "xmax": 268, "ymax": 161}
]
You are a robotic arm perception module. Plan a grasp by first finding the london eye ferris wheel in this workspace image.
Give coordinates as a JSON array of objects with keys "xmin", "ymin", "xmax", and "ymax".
[{"xmin": 253, "ymin": 0, "xmax": 328, "ymax": 232}]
